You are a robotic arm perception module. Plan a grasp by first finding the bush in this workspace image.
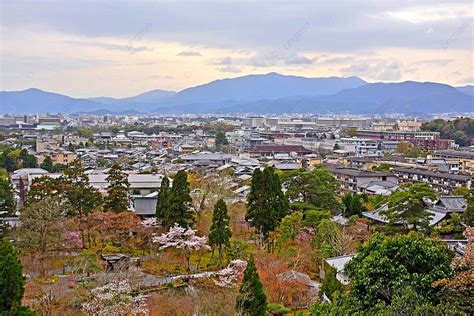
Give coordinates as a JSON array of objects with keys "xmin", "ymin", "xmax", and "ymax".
[{"xmin": 267, "ymin": 303, "xmax": 292, "ymax": 315}]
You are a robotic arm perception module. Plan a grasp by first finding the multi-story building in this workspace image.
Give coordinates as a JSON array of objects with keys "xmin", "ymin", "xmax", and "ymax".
[
  {"xmin": 356, "ymin": 130, "xmax": 453, "ymax": 150},
  {"xmin": 433, "ymin": 150, "xmax": 474, "ymax": 175},
  {"xmin": 324, "ymin": 164, "xmax": 399, "ymax": 194},
  {"xmin": 392, "ymin": 167, "xmax": 471, "ymax": 194}
]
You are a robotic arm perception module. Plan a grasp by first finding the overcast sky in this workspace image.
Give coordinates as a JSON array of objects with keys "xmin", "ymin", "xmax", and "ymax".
[{"xmin": 1, "ymin": 0, "xmax": 473, "ymax": 97}]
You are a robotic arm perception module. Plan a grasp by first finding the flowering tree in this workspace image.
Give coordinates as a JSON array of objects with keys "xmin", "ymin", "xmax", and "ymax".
[
  {"xmin": 153, "ymin": 223, "xmax": 210, "ymax": 271},
  {"xmin": 141, "ymin": 218, "xmax": 157, "ymax": 229},
  {"xmin": 81, "ymin": 280, "xmax": 148, "ymax": 316},
  {"xmin": 213, "ymin": 259, "xmax": 247, "ymax": 287},
  {"xmin": 64, "ymin": 231, "xmax": 83, "ymax": 249}
]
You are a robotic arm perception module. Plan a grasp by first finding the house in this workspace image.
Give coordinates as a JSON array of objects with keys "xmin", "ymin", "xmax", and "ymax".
[
  {"xmin": 246, "ymin": 145, "xmax": 312, "ymax": 157},
  {"xmin": 322, "ymin": 255, "xmax": 355, "ymax": 285},
  {"xmin": 392, "ymin": 167, "xmax": 471, "ymax": 194},
  {"xmin": 434, "ymin": 150, "xmax": 474, "ymax": 175},
  {"xmin": 324, "ymin": 164, "xmax": 399, "ymax": 194},
  {"xmin": 362, "ymin": 203, "xmax": 447, "ymax": 226}
]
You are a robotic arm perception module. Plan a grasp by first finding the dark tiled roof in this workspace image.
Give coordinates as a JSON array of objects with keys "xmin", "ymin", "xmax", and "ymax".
[
  {"xmin": 392, "ymin": 167, "xmax": 471, "ymax": 181},
  {"xmin": 434, "ymin": 150, "xmax": 474, "ymax": 159},
  {"xmin": 248, "ymin": 145, "xmax": 312, "ymax": 154}
]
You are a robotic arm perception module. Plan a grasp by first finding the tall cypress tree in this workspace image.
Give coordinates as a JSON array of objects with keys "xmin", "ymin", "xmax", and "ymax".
[
  {"xmin": 0, "ymin": 238, "xmax": 27, "ymax": 312},
  {"xmin": 246, "ymin": 167, "xmax": 288, "ymax": 240},
  {"xmin": 166, "ymin": 170, "xmax": 194, "ymax": 227},
  {"xmin": 209, "ymin": 199, "xmax": 232, "ymax": 259},
  {"xmin": 0, "ymin": 178, "xmax": 16, "ymax": 237},
  {"xmin": 155, "ymin": 176, "xmax": 171, "ymax": 224},
  {"xmin": 104, "ymin": 163, "xmax": 130, "ymax": 212},
  {"xmin": 236, "ymin": 256, "xmax": 267, "ymax": 315}
]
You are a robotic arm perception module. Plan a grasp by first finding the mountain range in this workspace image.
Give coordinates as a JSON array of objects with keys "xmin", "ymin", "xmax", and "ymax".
[{"xmin": 1, "ymin": 73, "xmax": 472, "ymax": 114}]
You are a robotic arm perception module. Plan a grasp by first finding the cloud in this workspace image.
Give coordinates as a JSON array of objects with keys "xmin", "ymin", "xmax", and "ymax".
[
  {"xmin": 457, "ymin": 76, "xmax": 474, "ymax": 85},
  {"xmin": 216, "ymin": 66, "xmax": 242, "ymax": 73},
  {"xmin": 341, "ymin": 60, "xmax": 402, "ymax": 81},
  {"xmin": 210, "ymin": 56, "xmax": 233, "ymax": 65},
  {"xmin": 284, "ymin": 55, "xmax": 314, "ymax": 65},
  {"xmin": 64, "ymin": 40, "xmax": 153, "ymax": 53},
  {"xmin": 150, "ymin": 75, "xmax": 174, "ymax": 79},
  {"xmin": 412, "ymin": 59, "xmax": 453, "ymax": 66},
  {"xmin": 320, "ymin": 56, "xmax": 355, "ymax": 65},
  {"xmin": 177, "ymin": 51, "xmax": 201, "ymax": 56}
]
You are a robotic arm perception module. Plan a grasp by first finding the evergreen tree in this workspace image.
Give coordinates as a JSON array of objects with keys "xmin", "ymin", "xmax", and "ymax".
[
  {"xmin": 246, "ymin": 167, "xmax": 288, "ymax": 240},
  {"xmin": 463, "ymin": 177, "xmax": 474, "ymax": 226},
  {"xmin": 165, "ymin": 170, "xmax": 194, "ymax": 227},
  {"xmin": 236, "ymin": 256, "xmax": 267, "ymax": 315},
  {"xmin": 19, "ymin": 149, "xmax": 38, "ymax": 168},
  {"xmin": 40, "ymin": 156, "xmax": 54, "ymax": 172},
  {"xmin": 209, "ymin": 199, "xmax": 232, "ymax": 259},
  {"xmin": 63, "ymin": 161, "xmax": 102, "ymax": 217},
  {"xmin": 382, "ymin": 183, "xmax": 436, "ymax": 230},
  {"xmin": 104, "ymin": 163, "xmax": 130, "ymax": 212},
  {"xmin": 0, "ymin": 178, "xmax": 16, "ymax": 237},
  {"xmin": 155, "ymin": 176, "xmax": 171, "ymax": 224},
  {"xmin": 0, "ymin": 238, "xmax": 27, "ymax": 312},
  {"xmin": 215, "ymin": 131, "xmax": 229, "ymax": 152},
  {"xmin": 321, "ymin": 267, "xmax": 343, "ymax": 300},
  {"xmin": 341, "ymin": 193, "xmax": 367, "ymax": 217}
]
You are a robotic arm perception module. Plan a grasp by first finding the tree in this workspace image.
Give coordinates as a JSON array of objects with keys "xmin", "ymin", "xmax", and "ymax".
[
  {"xmin": 345, "ymin": 232, "xmax": 454, "ymax": 310},
  {"xmin": 341, "ymin": 193, "xmax": 367, "ymax": 217},
  {"xmin": 463, "ymin": 178, "xmax": 474, "ymax": 226},
  {"xmin": 236, "ymin": 256, "xmax": 267, "ymax": 315},
  {"xmin": 283, "ymin": 168, "xmax": 339, "ymax": 210},
  {"xmin": 246, "ymin": 167, "xmax": 289, "ymax": 241},
  {"xmin": 40, "ymin": 155, "xmax": 54, "ymax": 172},
  {"xmin": 0, "ymin": 178, "xmax": 16, "ymax": 237},
  {"xmin": 153, "ymin": 223, "xmax": 210, "ymax": 271},
  {"xmin": 383, "ymin": 183, "xmax": 436, "ymax": 230},
  {"xmin": 104, "ymin": 163, "xmax": 130, "ymax": 212},
  {"xmin": 303, "ymin": 209, "xmax": 332, "ymax": 228},
  {"xmin": 209, "ymin": 199, "xmax": 232, "ymax": 259},
  {"xmin": 215, "ymin": 131, "xmax": 229, "ymax": 152},
  {"xmin": 320, "ymin": 267, "xmax": 342, "ymax": 301},
  {"xmin": 19, "ymin": 148, "xmax": 38, "ymax": 168},
  {"xmin": 0, "ymin": 238, "xmax": 28, "ymax": 313},
  {"xmin": 155, "ymin": 176, "xmax": 171, "ymax": 225},
  {"xmin": 278, "ymin": 211, "xmax": 304, "ymax": 243},
  {"xmin": 312, "ymin": 219, "xmax": 353, "ymax": 259},
  {"xmin": 63, "ymin": 161, "xmax": 102, "ymax": 218},
  {"xmin": 25, "ymin": 175, "xmax": 64, "ymax": 206},
  {"xmin": 17, "ymin": 196, "xmax": 65, "ymax": 255},
  {"xmin": 166, "ymin": 170, "xmax": 194, "ymax": 227},
  {"xmin": 333, "ymin": 143, "xmax": 341, "ymax": 151}
]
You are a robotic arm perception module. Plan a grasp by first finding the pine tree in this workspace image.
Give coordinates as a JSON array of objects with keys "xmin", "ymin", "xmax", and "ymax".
[
  {"xmin": 166, "ymin": 170, "xmax": 194, "ymax": 227},
  {"xmin": 40, "ymin": 155, "xmax": 54, "ymax": 172},
  {"xmin": 104, "ymin": 163, "xmax": 130, "ymax": 212},
  {"xmin": 0, "ymin": 177, "xmax": 15, "ymax": 238},
  {"xmin": 155, "ymin": 176, "xmax": 171, "ymax": 224},
  {"xmin": 0, "ymin": 238, "xmax": 26, "ymax": 312},
  {"xmin": 209, "ymin": 199, "xmax": 232, "ymax": 259},
  {"xmin": 321, "ymin": 267, "xmax": 343, "ymax": 300},
  {"xmin": 236, "ymin": 256, "xmax": 267, "ymax": 315},
  {"xmin": 246, "ymin": 167, "xmax": 288, "ymax": 241}
]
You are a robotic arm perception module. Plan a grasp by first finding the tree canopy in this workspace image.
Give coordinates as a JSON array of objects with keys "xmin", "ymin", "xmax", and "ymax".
[{"xmin": 236, "ymin": 256, "xmax": 267, "ymax": 315}]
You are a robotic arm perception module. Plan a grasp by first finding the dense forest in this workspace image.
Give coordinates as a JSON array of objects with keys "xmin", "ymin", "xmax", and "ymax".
[{"xmin": 421, "ymin": 118, "xmax": 474, "ymax": 147}]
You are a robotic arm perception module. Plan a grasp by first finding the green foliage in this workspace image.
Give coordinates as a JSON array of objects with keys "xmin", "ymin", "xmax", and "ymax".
[
  {"xmin": 383, "ymin": 183, "xmax": 436, "ymax": 230},
  {"xmin": 209, "ymin": 199, "xmax": 232, "ymax": 258},
  {"xmin": 0, "ymin": 238, "xmax": 27, "ymax": 312},
  {"xmin": 0, "ymin": 147, "xmax": 38, "ymax": 172},
  {"xmin": 155, "ymin": 176, "xmax": 171, "ymax": 224},
  {"xmin": 371, "ymin": 163, "xmax": 391, "ymax": 172},
  {"xmin": 25, "ymin": 175, "xmax": 64, "ymax": 206},
  {"xmin": 278, "ymin": 211, "xmax": 304, "ymax": 243},
  {"xmin": 464, "ymin": 178, "xmax": 474, "ymax": 226},
  {"xmin": 345, "ymin": 232, "xmax": 454, "ymax": 310},
  {"xmin": 40, "ymin": 155, "xmax": 54, "ymax": 172},
  {"xmin": 303, "ymin": 209, "xmax": 332, "ymax": 228},
  {"xmin": 267, "ymin": 303, "xmax": 291, "ymax": 315},
  {"xmin": 282, "ymin": 168, "xmax": 339, "ymax": 210},
  {"xmin": 0, "ymin": 178, "xmax": 16, "ymax": 237},
  {"xmin": 421, "ymin": 117, "xmax": 474, "ymax": 146},
  {"xmin": 246, "ymin": 167, "xmax": 289, "ymax": 240},
  {"xmin": 215, "ymin": 131, "xmax": 229, "ymax": 151},
  {"xmin": 236, "ymin": 256, "xmax": 267, "ymax": 316},
  {"xmin": 341, "ymin": 193, "xmax": 367, "ymax": 217},
  {"xmin": 311, "ymin": 219, "xmax": 346, "ymax": 259},
  {"xmin": 166, "ymin": 170, "xmax": 194, "ymax": 227},
  {"xmin": 321, "ymin": 267, "xmax": 343, "ymax": 301},
  {"xmin": 104, "ymin": 163, "xmax": 130, "ymax": 212}
]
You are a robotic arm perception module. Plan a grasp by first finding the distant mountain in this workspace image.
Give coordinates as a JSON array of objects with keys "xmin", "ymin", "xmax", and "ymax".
[
  {"xmin": 88, "ymin": 89, "xmax": 176, "ymax": 106},
  {"xmin": 1, "ymin": 74, "xmax": 473, "ymax": 114},
  {"xmin": 456, "ymin": 85, "xmax": 474, "ymax": 96},
  {"xmin": 0, "ymin": 88, "xmax": 105, "ymax": 114},
  {"xmin": 217, "ymin": 81, "xmax": 474, "ymax": 114},
  {"xmin": 155, "ymin": 73, "xmax": 366, "ymax": 111}
]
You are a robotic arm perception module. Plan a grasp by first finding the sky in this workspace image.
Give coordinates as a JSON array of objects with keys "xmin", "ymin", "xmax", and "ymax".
[{"xmin": 1, "ymin": 0, "xmax": 473, "ymax": 98}]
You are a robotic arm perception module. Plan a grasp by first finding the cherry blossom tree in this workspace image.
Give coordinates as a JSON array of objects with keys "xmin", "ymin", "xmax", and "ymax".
[
  {"xmin": 213, "ymin": 259, "xmax": 247, "ymax": 287},
  {"xmin": 153, "ymin": 223, "xmax": 210, "ymax": 271},
  {"xmin": 81, "ymin": 280, "xmax": 148, "ymax": 316}
]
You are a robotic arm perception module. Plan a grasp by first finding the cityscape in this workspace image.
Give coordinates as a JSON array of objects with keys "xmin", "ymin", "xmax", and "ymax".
[{"xmin": 0, "ymin": 1, "xmax": 473, "ymax": 315}]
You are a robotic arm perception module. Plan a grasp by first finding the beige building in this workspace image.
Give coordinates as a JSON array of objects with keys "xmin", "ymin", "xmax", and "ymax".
[{"xmin": 398, "ymin": 119, "xmax": 422, "ymax": 132}]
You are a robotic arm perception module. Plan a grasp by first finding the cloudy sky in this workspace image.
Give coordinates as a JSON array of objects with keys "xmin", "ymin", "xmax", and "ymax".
[{"xmin": 1, "ymin": 0, "xmax": 473, "ymax": 98}]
